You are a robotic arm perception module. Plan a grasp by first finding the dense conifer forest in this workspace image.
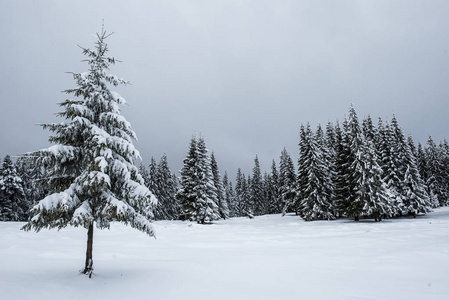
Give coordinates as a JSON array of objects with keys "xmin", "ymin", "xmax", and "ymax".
[{"xmin": 2, "ymin": 105, "xmax": 447, "ymax": 223}]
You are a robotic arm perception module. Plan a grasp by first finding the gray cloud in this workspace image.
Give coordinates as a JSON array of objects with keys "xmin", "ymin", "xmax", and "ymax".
[{"xmin": 1, "ymin": 0, "xmax": 448, "ymax": 176}]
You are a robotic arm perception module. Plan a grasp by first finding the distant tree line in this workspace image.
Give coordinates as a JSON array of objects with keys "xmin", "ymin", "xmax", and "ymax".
[
  {"xmin": 1, "ymin": 105, "xmax": 448, "ymax": 223},
  {"xmin": 171, "ymin": 105, "xmax": 446, "ymax": 222}
]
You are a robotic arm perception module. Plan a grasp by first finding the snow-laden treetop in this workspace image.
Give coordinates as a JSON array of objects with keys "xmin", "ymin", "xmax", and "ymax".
[{"xmin": 22, "ymin": 29, "xmax": 157, "ymax": 237}]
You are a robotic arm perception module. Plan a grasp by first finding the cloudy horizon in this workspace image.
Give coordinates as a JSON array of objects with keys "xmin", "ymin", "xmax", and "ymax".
[{"xmin": 1, "ymin": 0, "xmax": 448, "ymax": 176}]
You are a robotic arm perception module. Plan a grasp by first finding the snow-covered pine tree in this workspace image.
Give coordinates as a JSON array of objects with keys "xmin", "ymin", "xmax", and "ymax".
[
  {"xmin": 177, "ymin": 136, "xmax": 220, "ymax": 223},
  {"xmin": 390, "ymin": 115, "xmax": 411, "ymax": 213},
  {"xmin": 375, "ymin": 117, "xmax": 386, "ymax": 162},
  {"xmin": 234, "ymin": 169, "xmax": 253, "ymax": 218},
  {"xmin": 157, "ymin": 154, "xmax": 179, "ymax": 220},
  {"xmin": 377, "ymin": 119, "xmax": 402, "ymax": 214},
  {"xmin": 245, "ymin": 174, "xmax": 254, "ymax": 217},
  {"xmin": 279, "ymin": 148, "xmax": 297, "ymax": 215},
  {"xmin": 345, "ymin": 106, "xmax": 369, "ymax": 221},
  {"xmin": 150, "ymin": 156, "xmax": 165, "ymax": 220},
  {"xmin": 147, "ymin": 157, "xmax": 159, "ymax": 200},
  {"xmin": 333, "ymin": 120, "xmax": 352, "ymax": 216},
  {"xmin": 296, "ymin": 124, "xmax": 335, "ymax": 221},
  {"xmin": 196, "ymin": 137, "xmax": 220, "ymax": 223},
  {"xmin": 234, "ymin": 168, "xmax": 246, "ymax": 217},
  {"xmin": 362, "ymin": 115, "xmax": 377, "ymax": 144},
  {"xmin": 149, "ymin": 154, "xmax": 178, "ymax": 220},
  {"xmin": 354, "ymin": 139, "xmax": 393, "ymax": 221},
  {"xmin": 438, "ymin": 140, "xmax": 449, "ymax": 205},
  {"xmin": 390, "ymin": 116, "xmax": 432, "ymax": 214},
  {"xmin": 262, "ymin": 172, "xmax": 270, "ymax": 214},
  {"xmin": 396, "ymin": 132, "xmax": 432, "ymax": 216},
  {"xmin": 407, "ymin": 135, "xmax": 417, "ymax": 158},
  {"xmin": 296, "ymin": 125, "xmax": 309, "ymax": 215},
  {"xmin": 21, "ymin": 29, "xmax": 157, "ymax": 277},
  {"xmin": 251, "ymin": 155, "xmax": 266, "ymax": 216},
  {"xmin": 210, "ymin": 152, "xmax": 229, "ymax": 219},
  {"xmin": 0, "ymin": 155, "xmax": 27, "ymax": 221},
  {"xmin": 177, "ymin": 137, "xmax": 199, "ymax": 221},
  {"xmin": 317, "ymin": 124, "xmax": 337, "ymax": 214},
  {"xmin": 415, "ymin": 142, "xmax": 439, "ymax": 209},
  {"xmin": 139, "ymin": 162, "xmax": 150, "ymax": 189},
  {"xmin": 227, "ymin": 181, "xmax": 236, "ymax": 217},
  {"xmin": 267, "ymin": 159, "xmax": 281, "ymax": 214},
  {"xmin": 15, "ymin": 156, "xmax": 48, "ymax": 219},
  {"xmin": 325, "ymin": 121, "xmax": 337, "ymax": 195},
  {"xmin": 346, "ymin": 106, "xmax": 392, "ymax": 221},
  {"xmin": 416, "ymin": 143, "xmax": 429, "ymax": 185},
  {"xmin": 402, "ymin": 162, "xmax": 432, "ymax": 216},
  {"xmin": 223, "ymin": 171, "xmax": 237, "ymax": 217},
  {"xmin": 425, "ymin": 136, "xmax": 447, "ymax": 206},
  {"xmin": 325, "ymin": 121, "xmax": 337, "ymax": 153}
]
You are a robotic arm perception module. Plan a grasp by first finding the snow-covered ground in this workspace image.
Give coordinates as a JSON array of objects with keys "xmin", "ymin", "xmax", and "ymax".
[{"xmin": 1, "ymin": 208, "xmax": 449, "ymax": 300}]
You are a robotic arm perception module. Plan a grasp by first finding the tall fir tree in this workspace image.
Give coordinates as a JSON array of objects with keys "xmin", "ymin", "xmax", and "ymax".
[
  {"xmin": 14, "ymin": 156, "xmax": 44, "ymax": 220},
  {"xmin": 267, "ymin": 159, "xmax": 281, "ymax": 214},
  {"xmin": 245, "ymin": 174, "xmax": 254, "ymax": 217},
  {"xmin": 196, "ymin": 137, "xmax": 221, "ymax": 223},
  {"xmin": 279, "ymin": 148, "xmax": 297, "ymax": 215},
  {"xmin": 416, "ymin": 143, "xmax": 429, "ymax": 187},
  {"xmin": 262, "ymin": 172, "xmax": 270, "ymax": 214},
  {"xmin": 177, "ymin": 136, "xmax": 220, "ymax": 223},
  {"xmin": 22, "ymin": 29, "xmax": 157, "ymax": 276},
  {"xmin": 155, "ymin": 154, "xmax": 179, "ymax": 220},
  {"xmin": 377, "ymin": 120, "xmax": 402, "ymax": 214},
  {"xmin": 177, "ymin": 137, "xmax": 198, "ymax": 221},
  {"xmin": 251, "ymin": 155, "xmax": 266, "ymax": 216},
  {"xmin": 223, "ymin": 171, "xmax": 237, "ymax": 217},
  {"xmin": 138, "ymin": 162, "xmax": 150, "ymax": 189},
  {"xmin": 399, "ymin": 137, "xmax": 432, "ymax": 215},
  {"xmin": 296, "ymin": 124, "xmax": 335, "ymax": 221},
  {"xmin": 438, "ymin": 140, "xmax": 449, "ymax": 205},
  {"xmin": 354, "ymin": 139, "xmax": 393, "ymax": 221},
  {"xmin": 362, "ymin": 115, "xmax": 377, "ymax": 144},
  {"xmin": 325, "ymin": 121, "xmax": 337, "ymax": 153},
  {"xmin": 425, "ymin": 136, "xmax": 447, "ymax": 206},
  {"xmin": 407, "ymin": 135, "xmax": 417, "ymax": 158},
  {"xmin": 345, "ymin": 106, "xmax": 371, "ymax": 220},
  {"xmin": 333, "ymin": 120, "xmax": 352, "ymax": 216},
  {"xmin": 210, "ymin": 152, "xmax": 229, "ymax": 219},
  {"xmin": 0, "ymin": 155, "xmax": 27, "ymax": 221},
  {"xmin": 147, "ymin": 157, "xmax": 159, "ymax": 200},
  {"xmin": 234, "ymin": 168, "xmax": 249, "ymax": 217},
  {"xmin": 325, "ymin": 121, "xmax": 337, "ymax": 202},
  {"xmin": 346, "ymin": 106, "xmax": 393, "ymax": 221},
  {"xmin": 390, "ymin": 116, "xmax": 432, "ymax": 214}
]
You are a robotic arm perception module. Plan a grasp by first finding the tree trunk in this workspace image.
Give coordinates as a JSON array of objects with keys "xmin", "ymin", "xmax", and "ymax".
[{"xmin": 83, "ymin": 223, "xmax": 94, "ymax": 278}]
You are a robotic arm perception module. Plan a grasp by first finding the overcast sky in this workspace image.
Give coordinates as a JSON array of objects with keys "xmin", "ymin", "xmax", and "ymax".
[{"xmin": 1, "ymin": 0, "xmax": 448, "ymax": 177}]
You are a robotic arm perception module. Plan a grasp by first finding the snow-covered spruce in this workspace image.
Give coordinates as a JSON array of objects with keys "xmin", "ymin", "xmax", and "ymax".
[
  {"xmin": 279, "ymin": 148, "xmax": 297, "ymax": 215},
  {"xmin": 177, "ymin": 135, "xmax": 220, "ymax": 224},
  {"xmin": 141, "ymin": 155, "xmax": 179, "ymax": 221},
  {"xmin": 251, "ymin": 155, "xmax": 266, "ymax": 216},
  {"xmin": 21, "ymin": 29, "xmax": 157, "ymax": 277},
  {"xmin": 296, "ymin": 124, "xmax": 335, "ymax": 221},
  {"xmin": 211, "ymin": 153, "xmax": 230, "ymax": 219},
  {"xmin": 266, "ymin": 159, "xmax": 281, "ymax": 214},
  {"xmin": 0, "ymin": 155, "xmax": 28, "ymax": 221},
  {"xmin": 345, "ymin": 106, "xmax": 392, "ymax": 221}
]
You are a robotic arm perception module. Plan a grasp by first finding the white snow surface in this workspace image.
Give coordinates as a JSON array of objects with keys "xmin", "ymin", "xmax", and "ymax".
[{"xmin": 2, "ymin": 208, "xmax": 449, "ymax": 300}]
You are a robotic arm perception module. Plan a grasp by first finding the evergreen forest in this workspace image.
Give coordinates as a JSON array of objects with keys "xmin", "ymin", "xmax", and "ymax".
[{"xmin": 2, "ymin": 105, "xmax": 448, "ymax": 223}]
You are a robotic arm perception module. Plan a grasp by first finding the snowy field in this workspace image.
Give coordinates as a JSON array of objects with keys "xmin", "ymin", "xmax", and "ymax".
[{"xmin": 1, "ymin": 208, "xmax": 449, "ymax": 300}]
